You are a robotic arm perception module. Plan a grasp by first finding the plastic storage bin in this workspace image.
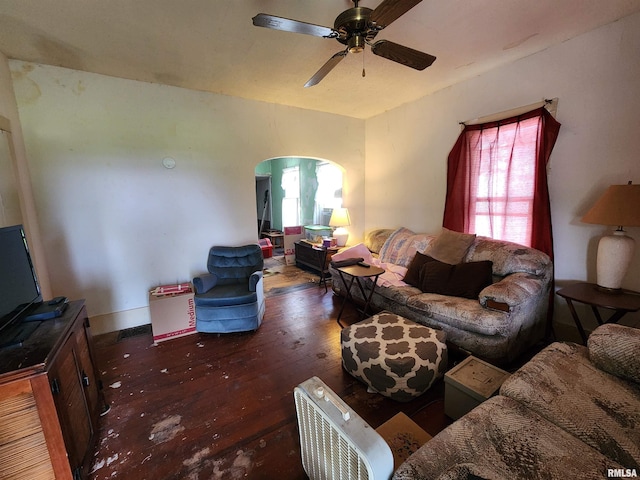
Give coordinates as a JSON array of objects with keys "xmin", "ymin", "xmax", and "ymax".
[
  {"xmin": 258, "ymin": 238, "xmax": 273, "ymax": 258},
  {"xmin": 304, "ymin": 225, "xmax": 332, "ymax": 243},
  {"xmin": 444, "ymin": 356, "xmax": 510, "ymax": 420}
]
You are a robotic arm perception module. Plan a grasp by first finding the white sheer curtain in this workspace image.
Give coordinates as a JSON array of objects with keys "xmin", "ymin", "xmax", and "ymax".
[
  {"xmin": 281, "ymin": 166, "xmax": 300, "ymax": 227},
  {"xmin": 313, "ymin": 163, "xmax": 342, "ymax": 225}
]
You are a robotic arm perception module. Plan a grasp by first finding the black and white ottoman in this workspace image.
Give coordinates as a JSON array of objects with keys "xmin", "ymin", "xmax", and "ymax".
[{"xmin": 341, "ymin": 311, "xmax": 448, "ymax": 402}]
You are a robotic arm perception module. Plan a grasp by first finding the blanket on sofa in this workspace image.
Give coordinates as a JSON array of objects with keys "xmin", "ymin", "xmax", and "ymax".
[{"xmin": 331, "ymin": 243, "xmax": 408, "ymax": 287}]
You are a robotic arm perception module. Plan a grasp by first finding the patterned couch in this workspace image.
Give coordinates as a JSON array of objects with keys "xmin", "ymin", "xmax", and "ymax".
[
  {"xmin": 393, "ymin": 323, "xmax": 640, "ymax": 479},
  {"xmin": 330, "ymin": 227, "xmax": 553, "ymax": 364}
]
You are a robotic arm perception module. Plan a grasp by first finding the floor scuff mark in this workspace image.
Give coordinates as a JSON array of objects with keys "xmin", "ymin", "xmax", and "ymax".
[
  {"xmin": 181, "ymin": 447, "xmax": 256, "ymax": 480},
  {"xmin": 149, "ymin": 414, "xmax": 185, "ymax": 444},
  {"xmin": 211, "ymin": 449, "xmax": 255, "ymax": 480},
  {"xmin": 182, "ymin": 447, "xmax": 211, "ymax": 480}
]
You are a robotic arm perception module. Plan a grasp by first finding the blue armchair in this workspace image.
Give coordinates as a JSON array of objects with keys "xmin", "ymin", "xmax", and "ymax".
[{"xmin": 192, "ymin": 244, "xmax": 265, "ymax": 333}]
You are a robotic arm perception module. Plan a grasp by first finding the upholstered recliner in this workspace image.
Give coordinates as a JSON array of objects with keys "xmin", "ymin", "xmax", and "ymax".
[{"xmin": 192, "ymin": 244, "xmax": 265, "ymax": 333}]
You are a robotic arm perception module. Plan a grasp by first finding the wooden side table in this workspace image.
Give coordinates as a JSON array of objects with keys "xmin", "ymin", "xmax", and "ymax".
[
  {"xmin": 556, "ymin": 282, "xmax": 640, "ymax": 344},
  {"xmin": 335, "ymin": 264, "xmax": 385, "ymax": 327},
  {"xmin": 261, "ymin": 230, "xmax": 284, "ymax": 249}
]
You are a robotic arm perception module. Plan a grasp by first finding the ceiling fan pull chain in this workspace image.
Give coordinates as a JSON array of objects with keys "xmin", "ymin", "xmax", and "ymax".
[{"xmin": 362, "ymin": 48, "xmax": 366, "ymax": 78}]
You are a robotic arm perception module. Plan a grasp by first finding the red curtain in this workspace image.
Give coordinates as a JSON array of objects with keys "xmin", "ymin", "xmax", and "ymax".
[{"xmin": 443, "ymin": 107, "xmax": 561, "ymax": 260}]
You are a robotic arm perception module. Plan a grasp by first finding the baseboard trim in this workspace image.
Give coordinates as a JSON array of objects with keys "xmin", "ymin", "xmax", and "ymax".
[{"xmin": 90, "ymin": 306, "xmax": 150, "ymax": 335}]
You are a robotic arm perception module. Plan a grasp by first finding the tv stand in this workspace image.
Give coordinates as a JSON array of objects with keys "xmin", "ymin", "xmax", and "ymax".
[
  {"xmin": 0, "ymin": 300, "xmax": 107, "ymax": 479},
  {"xmin": 0, "ymin": 319, "xmax": 41, "ymax": 348}
]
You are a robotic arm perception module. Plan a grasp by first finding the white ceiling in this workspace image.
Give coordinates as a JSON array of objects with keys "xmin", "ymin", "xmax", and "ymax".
[{"xmin": 1, "ymin": 0, "xmax": 639, "ymax": 119}]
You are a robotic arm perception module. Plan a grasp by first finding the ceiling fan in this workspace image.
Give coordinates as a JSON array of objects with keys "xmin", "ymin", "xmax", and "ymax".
[{"xmin": 252, "ymin": 0, "xmax": 436, "ymax": 87}]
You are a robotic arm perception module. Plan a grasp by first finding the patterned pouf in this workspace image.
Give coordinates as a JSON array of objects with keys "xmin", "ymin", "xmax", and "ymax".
[{"xmin": 341, "ymin": 311, "xmax": 448, "ymax": 402}]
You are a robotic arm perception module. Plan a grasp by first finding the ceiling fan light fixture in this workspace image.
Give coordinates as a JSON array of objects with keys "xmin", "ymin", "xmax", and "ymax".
[{"xmin": 348, "ymin": 35, "xmax": 365, "ymax": 53}]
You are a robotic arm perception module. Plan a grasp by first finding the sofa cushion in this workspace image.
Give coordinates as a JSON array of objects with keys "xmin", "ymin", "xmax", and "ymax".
[
  {"xmin": 418, "ymin": 258, "xmax": 493, "ymax": 299},
  {"xmin": 194, "ymin": 283, "xmax": 257, "ymax": 307},
  {"xmin": 407, "ymin": 293, "xmax": 508, "ymax": 336},
  {"xmin": 379, "ymin": 228, "xmax": 433, "ymax": 268},
  {"xmin": 500, "ymin": 341, "xmax": 640, "ymax": 468},
  {"xmin": 424, "ymin": 228, "xmax": 476, "ymax": 265},
  {"xmin": 466, "ymin": 236, "xmax": 550, "ymax": 277},
  {"xmin": 588, "ymin": 323, "xmax": 640, "ymax": 385},
  {"xmin": 404, "ymin": 252, "xmax": 437, "ymax": 287},
  {"xmin": 392, "ymin": 395, "xmax": 619, "ymax": 480},
  {"xmin": 375, "ymin": 284, "xmax": 423, "ymax": 306}
]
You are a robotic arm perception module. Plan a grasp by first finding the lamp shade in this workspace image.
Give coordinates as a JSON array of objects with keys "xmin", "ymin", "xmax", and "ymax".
[
  {"xmin": 581, "ymin": 184, "xmax": 640, "ymax": 227},
  {"xmin": 329, "ymin": 208, "xmax": 351, "ymax": 227}
]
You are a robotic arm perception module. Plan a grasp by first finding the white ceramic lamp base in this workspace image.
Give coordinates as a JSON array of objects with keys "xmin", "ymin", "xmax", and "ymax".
[
  {"xmin": 333, "ymin": 227, "xmax": 349, "ymax": 247},
  {"xmin": 596, "ymin": 231, "xmax": 635, "ymax": 291}
]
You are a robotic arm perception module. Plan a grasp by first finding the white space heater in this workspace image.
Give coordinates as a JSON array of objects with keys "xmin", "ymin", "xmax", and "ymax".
[{"xmin": 293, "ymin": 376, "xmax": 394, "ymax": 480}]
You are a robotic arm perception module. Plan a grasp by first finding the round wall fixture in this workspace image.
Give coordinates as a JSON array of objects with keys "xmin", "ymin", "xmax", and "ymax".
[{"xmin": 162, "ymin": 157, "xmax": 176, "ymax": 169}]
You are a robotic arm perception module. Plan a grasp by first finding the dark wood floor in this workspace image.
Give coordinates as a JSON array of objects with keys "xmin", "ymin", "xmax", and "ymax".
[{"xmin": 89, "ymin": 282, "xmax": 452, "ymax": 480}]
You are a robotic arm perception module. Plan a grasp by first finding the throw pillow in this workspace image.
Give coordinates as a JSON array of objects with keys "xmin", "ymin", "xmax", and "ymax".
[
  {"xmin": 379, "ymin": 227, "xmax": 416, "ymax": 264},
  {"xmin": 379, "ymin": 227, "xmax": 433, "ymax": 268},
  {"xmin": 424, "ymin": 228, "xmax": 476, "ymax": 265},
  {"xmin": 419, "ymin": 258, "xmax": 493, "ymax": 299},
  {"xmin": 403, "ymin": 252, "xmax": 437, "ymax": 287}
]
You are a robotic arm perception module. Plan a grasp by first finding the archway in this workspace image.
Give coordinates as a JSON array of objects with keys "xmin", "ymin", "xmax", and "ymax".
[{"xmin": 255, "ymin": 157, "xmax": 344, "ymax": 251}]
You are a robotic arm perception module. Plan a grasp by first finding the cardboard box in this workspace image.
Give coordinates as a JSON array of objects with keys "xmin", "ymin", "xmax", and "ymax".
[
  {"xmin": 376, "ymin": 412, "xmax": 432, "ymax": 470},
  {"xmin": 149, "ymin": 284, "xmax": 196, "ymax": 343},
  {"xmin": 444, "ymin": 356, "xmax": 510, "ymax": 420},
  {"xmin": 283, "ymin": 226, "xmax": 305, "ymax": 265}
]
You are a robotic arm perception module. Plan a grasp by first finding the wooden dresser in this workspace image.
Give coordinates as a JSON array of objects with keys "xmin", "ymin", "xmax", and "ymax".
[
  {"xmin": 0, "ymin": 300, "xmax": 106, "ymax": 479},
  {"xmin": 294, "ymin": 241, "xmax": 339, "ymax": 278}
]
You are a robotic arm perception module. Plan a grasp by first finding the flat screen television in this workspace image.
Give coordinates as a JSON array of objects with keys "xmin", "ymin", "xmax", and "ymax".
[{"xmin": 0, "ymin": 224, "xmax": 43, "ymax": 347}]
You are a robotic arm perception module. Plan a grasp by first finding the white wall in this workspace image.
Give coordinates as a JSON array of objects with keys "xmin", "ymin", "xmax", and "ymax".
[
  {"xmin": 10, "ymin": 62, "xmax": 365, "ymax": 333},
  {"xmin": 365, "ymin": 12, "xmax": 640, "ymax": 328}
]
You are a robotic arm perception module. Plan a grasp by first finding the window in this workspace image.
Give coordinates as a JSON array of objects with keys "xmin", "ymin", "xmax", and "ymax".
[
  {"xmin": 467, "ymin": 116, "xmax": 539, "ymax": 246},
  {"xmin": 443, "ymin": 107, "xmax": 561, "ymax": 258},
  {"xmin": 281, "ymin": 166, "xmax": 300, "ymax": 227}
]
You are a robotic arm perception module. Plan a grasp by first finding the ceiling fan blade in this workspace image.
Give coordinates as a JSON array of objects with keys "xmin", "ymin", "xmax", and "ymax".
[
  {"xmin": 369, "ymin": 0, "xmax": 423, "ymax": 28},
  {"xmin": 252, "ymin": 13, "xmax": 336, "ymax": 38},
  {"xmin": 304, "ymin": 50, "xmax": 348, "ymax": 88},
  {"xmin": 371, "ymin": 39, "xmax": 436, "ymax": 70}
]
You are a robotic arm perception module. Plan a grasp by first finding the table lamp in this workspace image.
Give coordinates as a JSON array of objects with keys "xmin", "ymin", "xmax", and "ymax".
[
  {"xmin": 581, "ymin": 182, "xmax": 640, "ymax": 291},
  {"xmin": 329, "ymin": 207, "xmax": 351, "ymax": 247}
]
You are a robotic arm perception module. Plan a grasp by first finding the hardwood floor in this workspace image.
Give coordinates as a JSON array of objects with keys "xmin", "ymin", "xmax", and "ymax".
[{"xmin": 89, "ymin": 283, "xmax": 451, "ymax": 480}]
